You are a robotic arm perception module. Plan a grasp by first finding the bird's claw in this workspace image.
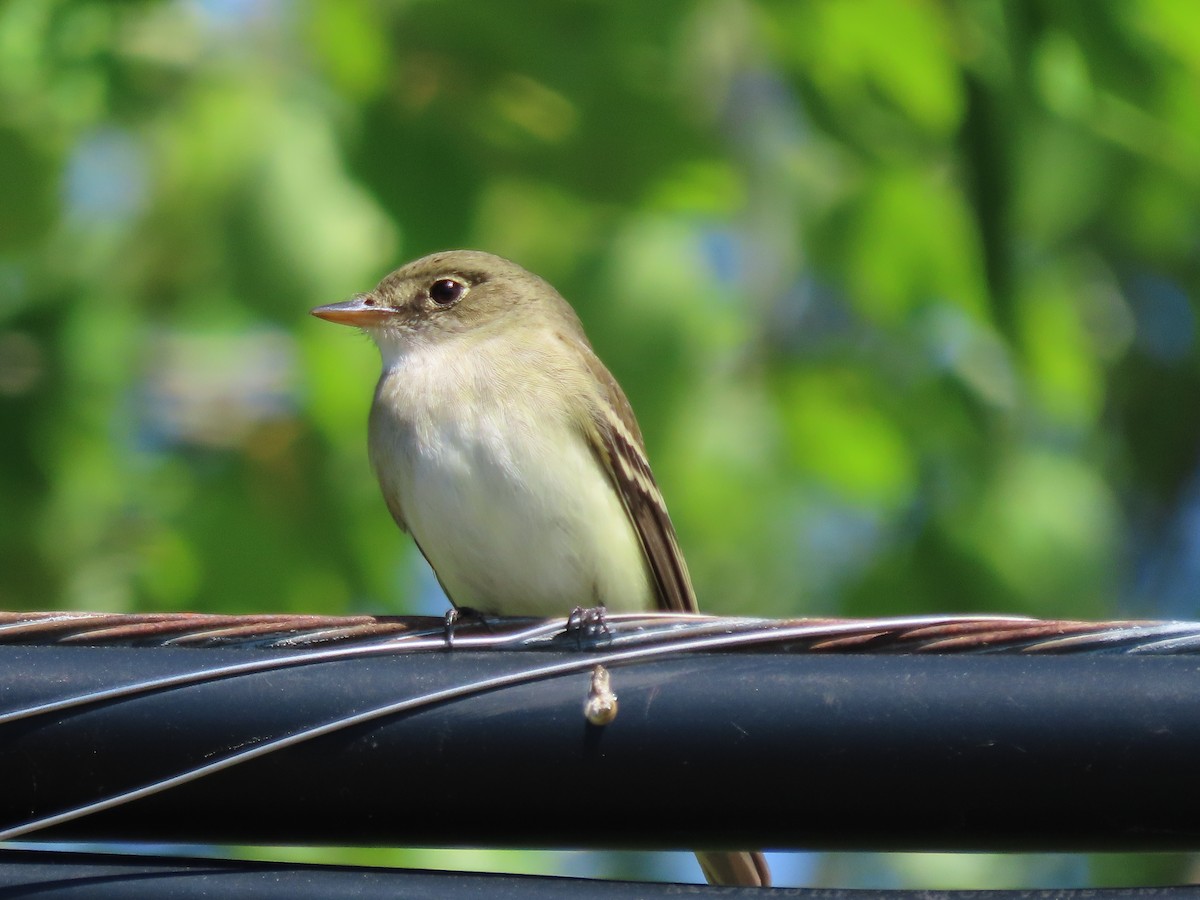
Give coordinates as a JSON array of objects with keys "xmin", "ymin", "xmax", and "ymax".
[
  {"xmin": 566, "ymin": 605, "xmax": 611, "ymax": 647},
  {"xmin": 442, "ymin": 606, "xmax": 492, "ymax": 648}
]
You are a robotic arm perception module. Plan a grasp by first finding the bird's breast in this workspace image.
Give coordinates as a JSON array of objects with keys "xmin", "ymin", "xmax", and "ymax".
[{"xmin": 368, "ymin": 341, "xmax": 653, "ymax": 615}]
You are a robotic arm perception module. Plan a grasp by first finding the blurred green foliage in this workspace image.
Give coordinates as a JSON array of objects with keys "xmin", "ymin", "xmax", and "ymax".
[{"xmin": 2, "ymin": 0, "xmax": 1200, "ymax": 887}]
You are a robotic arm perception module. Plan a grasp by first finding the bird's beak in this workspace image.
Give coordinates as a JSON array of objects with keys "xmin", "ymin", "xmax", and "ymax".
[{"xmin": 310, "ymin": 294, "xmax": 393, "ymax": 327}]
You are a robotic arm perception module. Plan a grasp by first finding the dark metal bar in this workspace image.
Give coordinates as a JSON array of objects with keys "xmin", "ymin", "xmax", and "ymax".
[{"xmin": 1, "ymin": 615, "xmax": 1200, "ymax": 852}]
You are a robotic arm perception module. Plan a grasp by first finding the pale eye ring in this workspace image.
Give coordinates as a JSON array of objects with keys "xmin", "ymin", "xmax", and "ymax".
[{"xmin": 429, "ymin": 278, "xmax": 466, "ymax": 306}]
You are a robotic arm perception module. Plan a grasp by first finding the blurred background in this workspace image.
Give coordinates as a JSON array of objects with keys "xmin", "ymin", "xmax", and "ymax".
[{"xmin": 2, "ymin": 0, "xmax": 1199, "ymax": 889}]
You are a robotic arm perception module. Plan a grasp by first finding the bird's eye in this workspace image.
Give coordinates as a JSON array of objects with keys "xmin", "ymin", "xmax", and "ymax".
[{"xmin": 429, "ymin": 279, "xmax": 466, "ymax": 306}]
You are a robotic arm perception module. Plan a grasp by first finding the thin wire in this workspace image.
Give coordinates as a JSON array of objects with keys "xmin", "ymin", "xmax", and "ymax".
[
  {"xmin": 0, "ymin": 619, "xmax": 562, "ymax": 726},
  {"xmin": 0, "ymin": 636, "xmax": 672, "ymax": 839}
]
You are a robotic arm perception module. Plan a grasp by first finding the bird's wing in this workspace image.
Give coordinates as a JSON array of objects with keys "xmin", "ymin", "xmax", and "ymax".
[
  {"xmin": 367, "ymin": 388, "xmax": 414, "ymax": 534},
  {"xmin": 562, "ymin": 334, "xmax": 698, "ymax": 613}
]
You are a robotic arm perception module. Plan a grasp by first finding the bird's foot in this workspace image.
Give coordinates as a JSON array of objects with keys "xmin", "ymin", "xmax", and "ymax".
[
  {"xmin": 442, "ymin": 606, "xmax": 492, "ymax": 648},
  {"xmin": 566, "ymin": 605, "xmax": 611, "ymax": 648}
]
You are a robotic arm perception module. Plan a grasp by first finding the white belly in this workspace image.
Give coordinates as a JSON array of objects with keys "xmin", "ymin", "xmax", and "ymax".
[{"xmin": 370, "ymin": 342, "xmax": 654, "ymax": 616}]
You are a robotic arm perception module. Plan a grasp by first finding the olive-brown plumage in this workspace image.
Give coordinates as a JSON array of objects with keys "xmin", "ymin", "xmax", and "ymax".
[{"xmin": 312, "ymin": 250, "xmax": 769, "ymax": 887}]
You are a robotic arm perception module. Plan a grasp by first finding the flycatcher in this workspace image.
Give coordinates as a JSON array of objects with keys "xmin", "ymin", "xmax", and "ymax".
[{"xmin": 311, "ymin": 250, "xmax": 770, "ymax": 888}]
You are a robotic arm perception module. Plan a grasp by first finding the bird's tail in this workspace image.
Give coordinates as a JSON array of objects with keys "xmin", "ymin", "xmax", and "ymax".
[{"xmin": 695, "ymin": 850, "xmax": 771, "ymax": 887}]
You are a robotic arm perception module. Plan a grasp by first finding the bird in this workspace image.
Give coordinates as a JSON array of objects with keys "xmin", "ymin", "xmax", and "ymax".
[{"xmin": 311, "ymin": 250, "xmax": 770, "ymax": 887}]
